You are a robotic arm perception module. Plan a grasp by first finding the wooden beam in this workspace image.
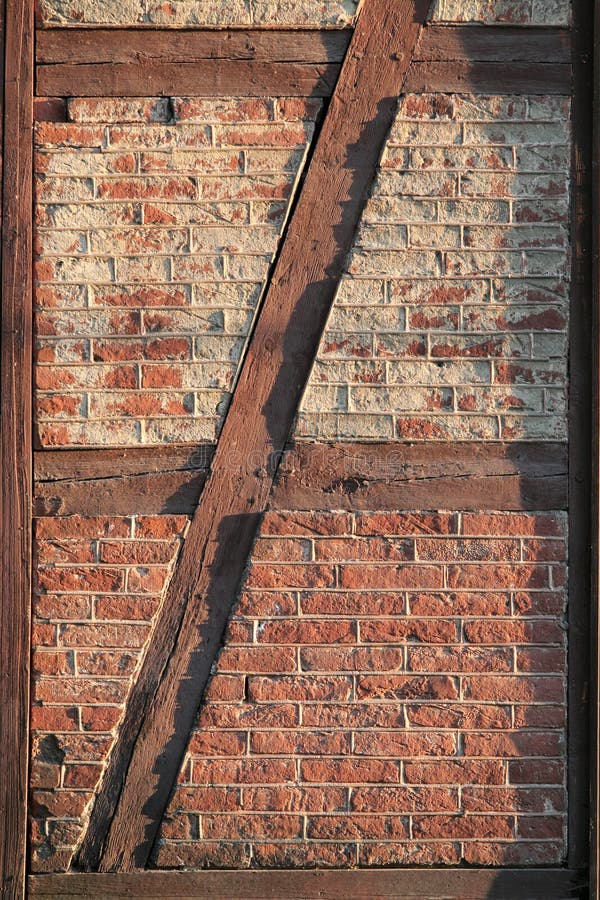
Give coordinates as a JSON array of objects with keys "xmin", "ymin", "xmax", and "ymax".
[
  {"xmin": 415, "ymin": 24, "xmax": 570, "ymax": 62},
  {"xmin": 568, "ymin": 0, "xmax": 594, "ymax": 875},
  {"xmin": 74, "ymin": 0, "xmax": 434, "ymax": 873},
  {"xmin": 34, "ymin": 25, "xmax": 571, "ymax": 98},
  {"xmin": 35, "ymin": 28, "xmax": 352, "ymax": 65},
  {"xmin": 404, "ymin": 61, "xmax": 570, "ymax": 95},
  {"xmin": 33, "ymin": 442, "xmax": 568, "ymax": 516},
  {"xmin": 0, "ymin": 0, "xmax": 34, "ymax": 898},
  {"xmin": 590, "ymin": 0, "xmax": 600, "ymax": 894},
  {"xmin": 272, "ymin": 441, "xmax": 568, "ymax": 512},
  {"xmin": 28, "ymin": 868, "xmax": 587, "ymax": 899}
]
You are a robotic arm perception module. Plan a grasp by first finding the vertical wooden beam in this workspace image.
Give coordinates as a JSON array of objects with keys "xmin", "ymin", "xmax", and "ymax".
[
  {"xmin": 591, "ymin": 1, "xmax": 600, "ymax": 895},
  {"xmin": 75, "ymin": 0, "xmax": 433, "ymax": 873},
  {"xmin": 569, "ymin": 0, "xmax": 594, "ymax": 877},
  {"xmin": 0, "ymin": 0, "xmax": 34, "ymax": 898}
]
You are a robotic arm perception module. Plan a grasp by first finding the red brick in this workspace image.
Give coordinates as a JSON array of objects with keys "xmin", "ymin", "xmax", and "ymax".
[
  {"xmin": 204, "ymin": 674, "xmax": 246, "ymax": 702},
  {"xmin": 354, "ymin": 731, "xmax": 456, "ymax": 757},
  {"xmin": 37, "ymin": 566, "xmax": 125, "ymax": 594},
  {"xmin": 461, "ymin": 513, "xmax": 565, "ymax": 537},
  {"xmin": 464, "ymin": 675, "xmax": 564, "ymax": 703},
  {"xmin": 462, "ymin": 841, "xmax": 564, "ymax": 866},
  {"xmin": 307, "ymin": 815, "xmax": 408, "ymax": 840},
  {"xmin": 218, "ymin": 646, "xmax": 297, "ymax": 673},
  {"xmin": 359, "ymin": 842, "xmax": 460, "ymax": 866},
  {"xmin": 300, "ymin": 758, "xmax": 400, "ymax": 784},
  {"xmin": 408, "ymin": 591, "xmax": 511, "ymax": 616},
  {"xmin": 249, "ymin": 730, "xmax": 351, "ymax": 756},
  {"xmin": 447, "ymin": 564, "xmax": 549, "ymax": 590},
  {"xmin": 62, "ymin": 764, "xmax": 103, "ymax": 789},
  {"xmin": 76, "ymin": 649, "xmax": 139, "ymax": 676},
  {"xmin": 413, "ymin": 814, "xmax": 514, "ymax": 839},
  {"xmin": 339, "ymin": 564, "xmax": 444, "ymax": 590},
  {"xmin": 192, "ymin": 758, "xmax": 296, "ymax": 785},
  {"xmin": 198, "ymin": 703, "xmax": 299, "ymax": 730},
  {"xmin": 516, "ymin": 816, "xmax": 564, "ymax": 839},
  {"xmin": 247, "ymin": 675, "xmax": 352, "ymax": 702},
  {"xmin": 350, "ymin": 786, "xmax": 458, "ymax": 813},
  {"xmin": 314, "ymin": 537, "xmax": 415, "ymax": 562},
  {"xmin": 359, "ymin": 619, "xmax": 457, "ymax": 644},
  {"xmin": 354, "ymin": 513, "xmax": 458, "ymax": 536},
  {"xmin": 245, "ymin": 564, "xmax": 335, "ymax": 589},
  {"xmin": 462, "ymin": 786, "xmax": 565, "ymax": 813},
  {"xmin": 404, "ymin": 760, "xmax": 505, "ymax": 785},
  {"xmin": 35, "ymin": 517, "xmax": 132, "ymax": 539},
  {"xmin": 30, "ymin": 706, "xmax": 79, "ymax": 731},
  {"xmin": 168, "ymin": 787, "xmax": 241, "ymax": 812},
  {"xmin": 356, "ymin": 674, "xmax": 459, "ymax": 701},
  {"xmin": 405, "ymin": 703, "xmax": 512, "ymax": 730},
  {"xmin": 94, "ymin": 595, "xmax": 159, "ymax": 621},
  {"xmin": 509, "ymin": 759, "xmax": 565, "ymax": 785},
  {"xmin": 80, "ymin": 706, "xmax": 122, "ymax": 732},
  {"xmin": 32, "ymin": 650, "xmax": 75, "ymax": 676},
  {"xmin": 241, "ymin": 786, "xmax": 348, "ymax": 813},
  {"xmin": 202, "ymin": 813, "xmax": 303, "ymax": 840},
  {"xmin": 252, "ymin": 842, "xmax": 355, "ymax": 868},
  {"xmin": 255, "ymin": 620, "xmax": 355, "ymax": 645},
  {"xmin": 464, "ymin": 619, "xmax": 564, "ymax": 644},
  {"xmin": 463, "ymin": 731, "xmax": 564, "ymax": 758},
  {"xmin": 299, "ymin": 591, "xmax": 405, "ymax": 616},
  {"xmin": 407, "ymin": 646, "xmax": 512, "ymax": 673},
  {"xmin": 300, "ymin": 646, "xmax": 403, "ymax": 673}
]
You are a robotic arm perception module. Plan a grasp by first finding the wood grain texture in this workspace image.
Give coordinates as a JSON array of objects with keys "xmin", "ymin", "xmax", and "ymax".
[
  {"xmin": 404, "ymin": 61, "xmax": 570, "ymax": 95},
  {"xmin": 27, "ymin": 869, "xmax": 587, "ymax": 899},
  {"xmin": 74, "ymin": 0, "xmax": 433, "ymax": 873},
  {"xmin": 415, "ymin": 24, "xmax": 570, "ymax": 62},
  {"xmin": 33, "ymin": 442, "xmax": 567, "ymax": 516},
  {"xmin": 36, "ymin": 61, "xmax": 341, "ymax": 98},
  {"xmin": 272, "ymin": 441, "xmax": 568, "ymax": 512},
  {"xmin": 34, "ymin": 26, "xmax": 570, "ymax": 98},
  {"xmin": 35, "ymin": 28, "xmax": 352, "ymax": 64},
  {"xmin": 593, "ymin": 0, "xmax": 600, "ymax": 891},
  {"xmin": 0, "ymin": 0, "xmax": 34, "ymax": 898},
  {"xmin": 568, "ymin": 0, "xmax": 594, "ymax": 873}
]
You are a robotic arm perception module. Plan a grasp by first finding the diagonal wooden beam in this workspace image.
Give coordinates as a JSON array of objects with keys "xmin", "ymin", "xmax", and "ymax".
[{"xmin": 75, "ymin": 0, "xmax": 434, "ymax": 873}]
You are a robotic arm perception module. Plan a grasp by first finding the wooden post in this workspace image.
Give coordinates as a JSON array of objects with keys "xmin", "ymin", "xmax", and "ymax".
[{"xmin": 0, "ymin": 0, "xmax": 34, "ymax": 897}]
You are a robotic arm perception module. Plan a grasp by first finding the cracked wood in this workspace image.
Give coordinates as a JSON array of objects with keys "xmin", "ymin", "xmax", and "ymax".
[
  {"xmin": 74, "ymin": 0, "xmax": 434, "ymax": 872},
  {"xmin": 33, "ymin": 442, "xmax": 567, "ymax": 516}
]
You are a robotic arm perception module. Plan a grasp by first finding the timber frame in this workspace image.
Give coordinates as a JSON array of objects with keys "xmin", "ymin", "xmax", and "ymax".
[{"xmin": 0, "ymin": 0, "xmax": 597, "ymax": 896}]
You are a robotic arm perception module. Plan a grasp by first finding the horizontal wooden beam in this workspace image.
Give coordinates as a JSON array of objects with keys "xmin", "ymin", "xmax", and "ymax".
[
  {"xmin": 35, "ymin": 25, "xmax": 571, "ymax": 98},
  {"xmin": 33, "ymin": 441, "xmax": 568, "ymax": 515},
  {"xmin": 27, "ymin": 868, "xmax": 587, "ymax": 899}
]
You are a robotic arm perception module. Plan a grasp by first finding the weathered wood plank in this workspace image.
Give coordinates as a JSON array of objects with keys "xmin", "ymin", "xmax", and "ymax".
[
  {"xmin": 415, "ymin": 24, "xmax": 570, "ymax": 63},
  {"xmin": 592, "ymin": 0, "xmax": 600, "ymax": 891},
  {"xmin": 36, "ymin": 60, "xmax": 340, "ymax": 98},
  {"xmin": 34, "ymin": 25, "xmax": 571, "ymax": 98},
  {"xmin": 34, "ymin": 446, "xmax": 214, "ymax": 481},
  {"xmin": 404, "ymin": 61, "xmax": 571, "ymax": 95},
  {"xmin": 27, "ymin": 868, "xmax": 587, "ymax": 900},
  {"xmin": 35, "ymin": 28, "xmax": 352, "ymax": 65},
  {"xmin": 272, "ymin": 441, "xmax": 568, "ymax": 512},
  {"xmin": 33, "ymin": 442, "xmax": 568, "ymax": 516},
  {"xmin": 0, "ymin": 0, "xmax": 34, "ymax": 898},
  {"xmin": 75, "ymin": 0, "xmax": 433, "ymax": 873},
  {"xmin": 568, "ymin": 0, "xmax": 594, "ymax": 873}
]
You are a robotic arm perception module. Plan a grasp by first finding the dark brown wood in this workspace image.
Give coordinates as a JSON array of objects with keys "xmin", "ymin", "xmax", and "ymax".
[
  {"xmin": 415, "ymin": 24, "xmax": 570, "ymax": 62},
  {"xmin": 569, "ymin": 0, "xmax": 594, "ymax": 875},
  {"xmin": 0, "ymin": 0, "xmax": 34, "ymax": 898},
  {"xmin": 591, "ymin": 0, "xmax": 600, "ymax": 895},
  {"xmin": 35, "ymin": 28, "xmax": 352, "ymax": 64},
  {"xmin": 272, "ymin": 441, "xmax": 568, "ymax": 512},
  {"xmin": 74, "ymin": 0, "xmax": 433, "ymax": 873},
  {"xmin": 404, "ymin": 61, "xmax": 570, "ymax": 95},
  {"xmin": 34, "ymin": 445, "xmax": 215, "ymax": 481},
  {"xmin": 27, "ymin": 869, "xmax": 587, "ymax": 899},
  {"xmin": 33, "ymin": 96, "xmax": 66, "ymax": 120},
  {"xmin": 37, "ymin": 60, "xmax": 340, "ymax": 98},
  {"xmin": 34, "ymin": 25, "xmax": 571, "ymax": 98},
  {"xmin": 33, "ymin": 442, "xmax": 567, "ymax": 516}
]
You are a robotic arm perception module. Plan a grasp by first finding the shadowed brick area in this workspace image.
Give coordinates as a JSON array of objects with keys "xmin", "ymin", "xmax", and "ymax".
[
  {"xmin": 29, "ymin": 515, "xmax": 189, "ymax": 871},
  {"xmin": 37, "ymin": 0, "xmax": 569, "ymax": 25},
  {"xmin": 296, "ymin": 93, "xmax": 571, "ymax": 442},
  {"xmin": 34, "ymin": 97, "xmax": 319, "ymax": 447},
  {"xmin": 153, "ymin": 510, "xmax": 568, "ymax": 869}
]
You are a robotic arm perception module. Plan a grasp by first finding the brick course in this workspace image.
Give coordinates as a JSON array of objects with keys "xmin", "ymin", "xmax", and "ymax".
[{"xmin": 38, "ymin": 0, "xmax": 569, "ymax": 26}]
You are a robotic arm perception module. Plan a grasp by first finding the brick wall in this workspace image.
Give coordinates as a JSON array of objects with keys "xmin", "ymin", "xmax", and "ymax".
[
  {"xmin": 30, "ymin": 511, "xmax": 567, "ymax": 870},
  {"xmin": 30, "ymin": 515, "xmax": 189, "ymax": 871},
  {"xmin": 35, "ymin": 98, "xmax": 318, "ymax": 446},
  {"xmin": 38, "ymin": 0, "xmax": 569, "ymax": 26},
  {"xmin": 296, "ymin": 94, "xmax": 570, "ymax": 442},
  {"xmin": 156, "ymin": 511, "xmax": 567, "ymax": 869}
]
